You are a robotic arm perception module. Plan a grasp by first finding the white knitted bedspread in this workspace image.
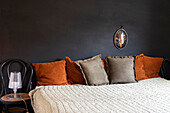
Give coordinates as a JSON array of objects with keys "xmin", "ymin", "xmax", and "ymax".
[{"xmin": 29, "ymin": 78, "xmax": 170, "ymax": 113}]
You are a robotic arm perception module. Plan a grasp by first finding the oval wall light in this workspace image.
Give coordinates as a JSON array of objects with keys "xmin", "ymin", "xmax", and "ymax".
[{"xmin": 113, "ymin": 26, "xmax": 128, "ymax": 49}]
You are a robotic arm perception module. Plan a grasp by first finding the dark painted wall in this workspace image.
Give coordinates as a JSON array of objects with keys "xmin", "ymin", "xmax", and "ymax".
[{"xmin": 0, "ymin": 0, "xmax": 170, "ymax": 63}]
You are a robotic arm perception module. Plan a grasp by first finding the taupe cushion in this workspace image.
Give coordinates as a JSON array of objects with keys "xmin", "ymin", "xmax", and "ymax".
[
  {"xmin": 75, "ymin": 55, "xmax": 100, "ymax": 66},
  {"xmin": 78, "ymin": 55, "xmax": 109, "ymax": 86},
  {"xmin": 105, "ymin": 56, "xmax": 136, "ymax": 84}
]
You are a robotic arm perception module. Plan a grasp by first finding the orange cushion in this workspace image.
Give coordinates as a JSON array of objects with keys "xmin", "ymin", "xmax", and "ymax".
[
  {"xmin": 135, "ymin": 54, "xmax": 163, "ymax": 81},
  {"xmin": 143, "ymin": 55, "xmax": 163, "ymax": 78},
  {"xmin": 135, "ymin": 54, "xmax": 147, "ymax": 80},
  {"xmin": 101, "ymin": 59, "xmax": 107, "ymax": 71},
  {"xmin": 32, "ymin": 60, "xmax": 68, "ymax": 86},
  {"xmin": 65, "ymin": 57, "xmax": 86, "ymax": 84}
]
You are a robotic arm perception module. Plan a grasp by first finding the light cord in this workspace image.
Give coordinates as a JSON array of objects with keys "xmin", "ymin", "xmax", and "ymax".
[{"xmin": 21, "ymin": 99, "xmax": 29, "ymax": 113}]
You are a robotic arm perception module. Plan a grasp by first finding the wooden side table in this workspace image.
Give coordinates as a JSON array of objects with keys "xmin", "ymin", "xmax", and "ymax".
[{"xmin": 1, "ymin": 93, "xmax": 33, "ymax": 113}]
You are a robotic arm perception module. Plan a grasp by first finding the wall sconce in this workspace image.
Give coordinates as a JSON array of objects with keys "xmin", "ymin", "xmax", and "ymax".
[{"xmin": 113, "ymin": 26, "xmax": 128, "ymax": 49}]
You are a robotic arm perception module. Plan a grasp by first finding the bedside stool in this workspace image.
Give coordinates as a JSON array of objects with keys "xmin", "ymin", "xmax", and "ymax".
[{"xmin": 1, "ymin": 93, "xmax": 33, "ymax": 113}]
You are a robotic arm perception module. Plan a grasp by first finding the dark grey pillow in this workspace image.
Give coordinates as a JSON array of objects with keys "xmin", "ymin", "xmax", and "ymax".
[
  {"xmin": 78, "ymin": 55, "xmax": 109, "ymax": 86},
  {"xmin": 105, "ymin": 56, "xmax": 136, "ymax": 84}
]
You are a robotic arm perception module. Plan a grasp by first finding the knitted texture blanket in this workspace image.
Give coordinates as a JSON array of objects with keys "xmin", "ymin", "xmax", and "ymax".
[{"xmin": 29, "ymin": 78, "xmax": 170, "ymax": 113}]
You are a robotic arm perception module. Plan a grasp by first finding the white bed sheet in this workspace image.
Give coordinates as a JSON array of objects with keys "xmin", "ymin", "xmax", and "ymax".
[{"xmin": 29, "ymin": 78, "xmax": 170, "ymax": 113}]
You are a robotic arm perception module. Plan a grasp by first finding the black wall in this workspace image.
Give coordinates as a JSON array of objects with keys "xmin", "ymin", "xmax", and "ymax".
[{"xmin": 0, "ymin": 0, "xmax": 170, "ymax": 63}]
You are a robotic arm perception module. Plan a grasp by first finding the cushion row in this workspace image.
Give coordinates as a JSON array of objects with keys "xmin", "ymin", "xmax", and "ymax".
[{"xmin": 32, "ymin": 54, "xmax": 163, "ymax": 86}]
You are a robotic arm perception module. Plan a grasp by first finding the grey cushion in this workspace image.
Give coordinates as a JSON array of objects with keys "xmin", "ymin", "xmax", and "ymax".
[
  {"xmin": 105, "ymin": 56, "xmax": 136, "ymax": 84},
  {"xmin": 78, "ymin": 55, "xmax": 109, "ymax": 86},
  {"xmin": 75, "ymin": 55, "xmax": 101, "ymax": 66}
]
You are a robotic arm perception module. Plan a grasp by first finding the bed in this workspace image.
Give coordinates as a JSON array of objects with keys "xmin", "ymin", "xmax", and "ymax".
[{"xmin": 29, "ymin": 78, "xmax": 170, "ymax": 113}]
